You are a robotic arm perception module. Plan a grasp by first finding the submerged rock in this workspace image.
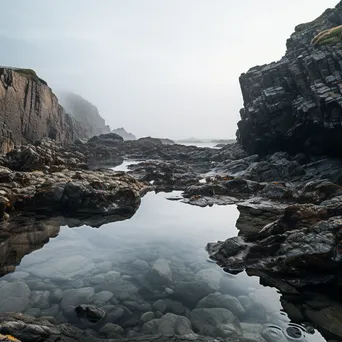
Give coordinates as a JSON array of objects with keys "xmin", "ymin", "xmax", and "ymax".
[
  {"xmin": 148, "ymin": 258, "xmax": 173, "ymax": 285},
  {"xmin": 60, "ymin": 287, "xmax": 95, "ymax": 312},
  {"xmin": 142, "ymin": 313, "xmax": 193, "ymax": 335},
  {"xmin": 196, "ymin": 292, "xmax": 245, "ymax": 318},
  {"xmin": 190, "ymin": 307, "xmax": 242, "ymax": 338},
  {"xmin": 0, "ymin": 281, "xmax": 31, "ymax": 313},
  {"xmin": 75, "ymin": 305, "xmax": 105, "ymax": 324}
]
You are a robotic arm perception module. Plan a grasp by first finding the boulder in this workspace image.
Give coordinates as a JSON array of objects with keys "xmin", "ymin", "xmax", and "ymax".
[
  {"xmin": 196, "ymin": 292, "xmax": 245, "ymax": 318},
  {"xmin": 0, "ymin": 281, "xmax": 31, "ymax": 313},
  {"xmin": 147, "ymin": 258, "xmax": 173, "ymax": 285},
  {"xmin": 142, "ymin": 313, "xmax": 193, "ymax": 335},
  {"xmin": 60, "ymin": 287, "xmax": 95, "ymax": 311},
  {"xmin": 75, "ymin": 305, "xmax": 106, "ymax": 324},
  {"xmin": 190, "ymin": 308, "xmax": 242, "ymax": 338}
]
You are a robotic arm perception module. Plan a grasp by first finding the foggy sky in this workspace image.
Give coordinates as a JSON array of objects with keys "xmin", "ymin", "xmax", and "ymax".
[{"xmin": 0, "ymin": 0, "xmax": 338, "ymax": 139}]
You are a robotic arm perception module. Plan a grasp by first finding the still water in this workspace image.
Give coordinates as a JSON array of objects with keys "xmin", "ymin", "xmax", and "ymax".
[{"xmin": 0, "ymin": 189, "xmax": 326, "ymax": 341}]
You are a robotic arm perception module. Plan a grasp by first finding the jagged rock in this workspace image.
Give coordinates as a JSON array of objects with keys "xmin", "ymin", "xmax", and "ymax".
[
  {"xmin": 207, "ymin": 198, "xmax": 342, "ymax": 288},
  {"xmin": 75, "ymin": 305, "xmax": 106, "ymax": 324},
  {"xmin": 237, "ymin": 2, "xmax": 342, "ymax": 158}
]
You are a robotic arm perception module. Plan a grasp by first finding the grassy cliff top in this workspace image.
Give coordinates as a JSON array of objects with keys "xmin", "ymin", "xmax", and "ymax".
[
  {"xmin": 312, "ymin": 25, "xmax": 342, "ymax": 46},
  {"xmin": 11, "ymin": 68, "xmax": 47, "ymax": 85}
]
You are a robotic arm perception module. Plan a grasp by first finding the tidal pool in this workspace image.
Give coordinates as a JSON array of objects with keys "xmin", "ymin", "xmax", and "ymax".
[{"xmin": 0, "ymin": 191, "xmax": 326, "ymax": 341}]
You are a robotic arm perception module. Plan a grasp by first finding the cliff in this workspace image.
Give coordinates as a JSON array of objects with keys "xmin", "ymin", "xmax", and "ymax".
[
  {"xmin": 237, "ymin": 1, "xmax": 342, "ymax": 157},
  {"xmin": 59, "ymin": 92, "xmax": 110, "ymax": 139},
  {"xmin": 0, "ymin": 68, "xmax": 110, "ymax": 153},
  {"xmin": 0, "ymin": 68, "xmax": 73, "ymax": 151}
]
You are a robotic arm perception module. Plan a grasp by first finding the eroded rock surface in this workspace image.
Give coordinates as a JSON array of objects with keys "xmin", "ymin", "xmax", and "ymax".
[{"xmin": 237, "ymin": 1, "xmax": 342, "ymax": 157}]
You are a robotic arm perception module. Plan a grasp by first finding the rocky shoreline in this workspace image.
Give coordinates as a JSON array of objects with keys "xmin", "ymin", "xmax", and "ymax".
[
  {"xmin": 2, "ymin": 1, "xmax": 342, "ymax": 341},
  {"xmin": 0, "ymin": 133, "xmax": 342, "ymax": 340}
]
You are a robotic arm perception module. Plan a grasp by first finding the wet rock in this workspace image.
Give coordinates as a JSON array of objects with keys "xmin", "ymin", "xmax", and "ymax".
[
  {"xmin": 165, "ymin": 288, "xmax": 174, "ymax": 295},
  {"xmin": 75, "ymin": 305, "xmax": 105, "ymax": 324},
  {"xmin": 99, "ymin": 323, "xmax": 124, "ymax": 338},
  {"xmin": 50, "ymin": 288, "xmax": 63, "ymax": 303},
  {"xmin": 235, "ymin": 200, "xmax": 286, "ymax": 236},
  {"xmin": 25, "ymin": 308, "xmax": 41, "ymax": 317},
  {"xmin": 0, "ymin": 312, "xmax": 228, "ymax": 342},
  {"xmin": 90, "ymin": 274, "xmax": 105, "ymax": 285},
  {"xmin": 142, "ymin": 313, "xmax": 193, "ymax": 335},
  {"xmin": 92, "ymin": 291, "xmax": 113, "ymax": 306},
  {"xmin": 104, "ymin": 278, "xmax": 139, "ymax": 301},
  {"xmin": 241, "ymin": 323, "xmax": 263, "ymax": 335},
  {"xmin": 132, "ymin": 260, "xmax": 150, "ymax": 270},
  {"xmin": 148, "ymin": 258, "xmax": 173, "ymax": 285},
  {"xmin": 197, "ymin": 292, "xmax": 245, "ymax": 318},
  {"xmin": 61, "ymin": 287, "xmax": 95, "ymax": 311},
  {"xmin": 41, "ymin": 304, "xmax": 60, "ymax": 317},
  {"xmin": 141, "ymin": 312, "xmax": 155, "ymax": 323},
  {"xmin": 26, "ymin": 255, "xmax": 95, "ymax": 281},
  {"xmin": 5, "ymin": 271, "xmax": 30, "ymax": 281},
  {"xmin": 101, "ymin": 306, "xmax": 124, "ymax": 323},
  {"xmin": 96, "ymin": 261, "xmax": 112, "ymax": 273},
  {"xmin": 208, "ymin": 199, "xmax": 342, "ymax": 288},
  {"xmin": 173, "ymin": 280, "xmax": 213, "ymax": 306},
  {"xmin": 243, "ymin": 159, "xmax": 304, "ymax": 182},
  {"xmin": 30, "ymin": 290, "xmax": 50, "ymax": 310},
  {"xmin": 104, "ymin": 271, "xmax": 121, "ymax": 282},
  {"xmin": 164, "ymin": 299, "xmax": 186, "ymax": 315},
  {"xmin": 153, "ymin": 300, "xmax": 167, "ymax": 313},
  {"xmin": 195, "ymin": 268, "xmax": 222, "ymax": 291},
  {"xmin": 0, "ymin": 281, "xmax": 31, "ymax": 313},
  {"xmin": 190, "ymin": 308, "xmax": 242, "ymax": 338}
]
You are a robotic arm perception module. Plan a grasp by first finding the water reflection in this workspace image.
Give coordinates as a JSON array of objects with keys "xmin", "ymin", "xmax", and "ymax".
[
  {"xmin": 0, "ymin": 216, "xmax": 59, "ymax": 276},
  {"xmin": 0, "ymin": 192, "xmax": 329, "ymax": 341}
]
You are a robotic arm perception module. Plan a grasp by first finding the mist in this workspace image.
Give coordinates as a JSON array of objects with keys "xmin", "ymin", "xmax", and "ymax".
[{"xmin": 0, "ymin": 0, "xmax": 338, "ymax": 139}]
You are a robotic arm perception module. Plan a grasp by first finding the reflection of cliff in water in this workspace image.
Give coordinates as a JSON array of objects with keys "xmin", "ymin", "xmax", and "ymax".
[
  {"xmin": 0, "ymin": 208, "xmax": 139, "ymax": 277},
  {"xmin": 0, "ymin": 216, "xmax": 60, "ymax": 277}
]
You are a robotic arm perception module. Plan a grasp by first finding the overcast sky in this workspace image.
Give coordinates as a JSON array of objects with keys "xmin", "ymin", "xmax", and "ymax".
[{"xmin": 0, "ymin": 0, "xmax": 338, "ymax": 139}]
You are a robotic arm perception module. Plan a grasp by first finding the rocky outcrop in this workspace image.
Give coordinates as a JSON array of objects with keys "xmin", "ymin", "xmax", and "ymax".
[
  {"xmin": 112, "ymin": 128, "xmax": 137, "ymax": 141},
  {"xmin": 237, "ymin": 1, "xmax": 342, "ymax": 157},
  {"xmin": 59, "ymin": 92, "xmax": 110, "ymax": 139},
  {"xmin": 0, "ymin": 68, "xmax": 73, "ymax": 150},
  {"xmin": 0, "ymin": 138, "xmax": 147, "ymax": 223},
  {"xmin": 207, "ymin": 192, "xmax": 342, "ymax": 288},
  {"xmin": 0, "ymin": 68, "xmax": 113, "ymax": 154}
]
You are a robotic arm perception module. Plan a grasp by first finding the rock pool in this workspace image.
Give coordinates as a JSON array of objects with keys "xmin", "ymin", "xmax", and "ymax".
[{"xmin": 0, "ymin": 191, "xmax": 326, "ymax": 341}]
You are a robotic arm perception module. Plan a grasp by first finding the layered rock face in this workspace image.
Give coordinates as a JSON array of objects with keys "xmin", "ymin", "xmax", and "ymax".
[
  {"xmin": 59, "ymin": 92, "xmax": 110, "ymax": 139},
  {"xmin": 237, "ymin": 1, "xmax": 342, "ymax": 156},
  {"xmin": 0, "ymin": 69, "xmax": 111, "ymax": 153},
  {"xmin": 0, "ymin": 68, "xmax": 73, "ymax": 150}
]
